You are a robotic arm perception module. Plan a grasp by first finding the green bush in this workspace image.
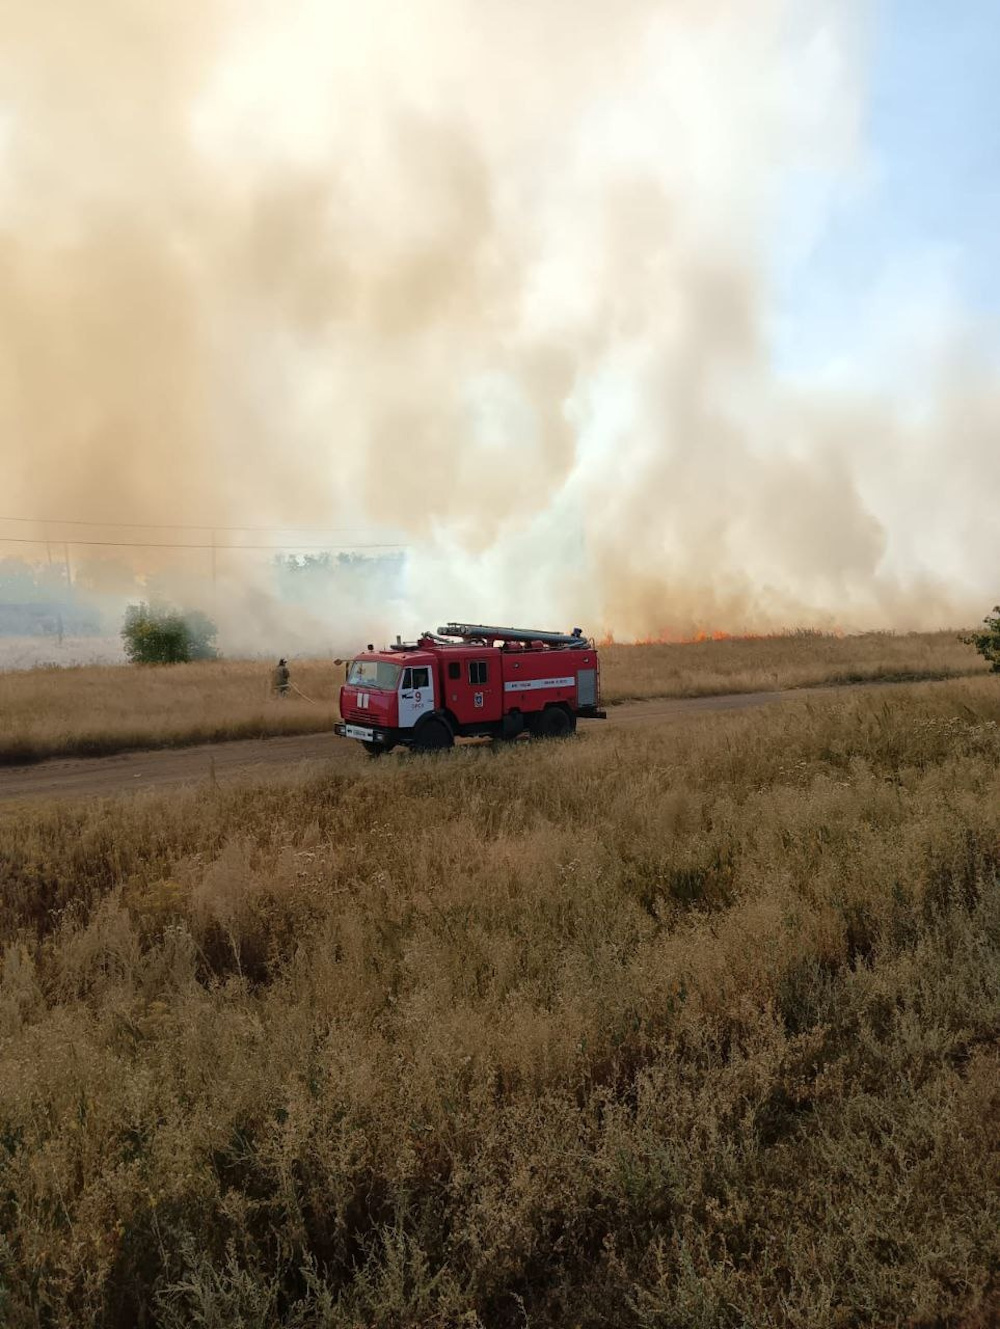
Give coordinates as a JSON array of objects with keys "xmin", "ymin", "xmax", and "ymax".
[
  {"xmin": 961, "ymin": 605, "xmax": 1000, "ymax": 673},
  {"xmin": 121, "ymin": 602, "xmax": 218, "ymax": 665}
]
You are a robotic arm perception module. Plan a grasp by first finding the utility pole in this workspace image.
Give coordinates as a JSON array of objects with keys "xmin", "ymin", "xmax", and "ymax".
[
  {"xmin": 45, "ymin": 532, "xmax": 60, "ymax": 643},
  {"xmin": 63, "ymin": 542, "xmax": 72, "ymax": 589}
]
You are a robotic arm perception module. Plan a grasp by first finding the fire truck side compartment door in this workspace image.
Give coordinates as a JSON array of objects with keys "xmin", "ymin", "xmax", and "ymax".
[
  {"xmin": 578, "ymin": 668, "xmax": 597, "ymax": 707},
  {"xmin": 466, "ymin": 657, "xmax": 500, "ymax": 720},
  {"xmin": 399, "ymin": 665, "xmax": 435, "ymax": 729}
]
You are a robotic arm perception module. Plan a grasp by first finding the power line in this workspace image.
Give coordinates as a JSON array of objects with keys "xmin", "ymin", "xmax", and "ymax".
[
  {"xmin": 0, "ymin": 535, "xmax": 408, "ymax": 552},
  {"xmin": 0, "ymin": 514, "xmax": 398, "ymax": 534}
]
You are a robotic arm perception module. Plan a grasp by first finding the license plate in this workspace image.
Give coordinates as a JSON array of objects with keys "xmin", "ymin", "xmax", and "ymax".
[{"xmin": 343, "ymin": 723, "xmax": 375, "ymax": 741}]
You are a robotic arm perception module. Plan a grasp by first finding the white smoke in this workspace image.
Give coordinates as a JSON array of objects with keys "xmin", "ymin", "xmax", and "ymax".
[{"xmin": 0, "ymin": 0, "xmax": 993, "ymax": 646}]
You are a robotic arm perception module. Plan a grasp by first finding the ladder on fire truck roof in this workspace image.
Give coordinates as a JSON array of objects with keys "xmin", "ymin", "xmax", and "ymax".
[{"xmin": 438, "ymin": 623, "xmax": 586, "ymax": 647}]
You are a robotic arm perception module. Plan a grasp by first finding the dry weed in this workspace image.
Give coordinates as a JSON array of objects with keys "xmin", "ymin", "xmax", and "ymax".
[
  {"xmin": 0, "ymin": 631, "xmax": 984, "ymax": 764},
  {"xmin": 0, "ymin": 658, "xmax": 341, "ymax": 764},
  {"xmin": 1, "ymin": 677, "xmax": 999, "ymax": 1325}
]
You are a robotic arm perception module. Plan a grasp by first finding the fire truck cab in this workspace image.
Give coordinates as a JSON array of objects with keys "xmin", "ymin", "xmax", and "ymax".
[{"xmin": 335, "ymin": 622, "xmax": 606, "ymax": 755}]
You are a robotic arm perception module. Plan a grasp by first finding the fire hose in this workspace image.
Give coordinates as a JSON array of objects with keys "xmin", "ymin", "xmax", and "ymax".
[
  {"xmin": 287, "ymin": 682, "xmax": 320, "ymax": 704},
  {"xmin": 273, "ymin": 659, "xmax": 346, "ymax": 705}
]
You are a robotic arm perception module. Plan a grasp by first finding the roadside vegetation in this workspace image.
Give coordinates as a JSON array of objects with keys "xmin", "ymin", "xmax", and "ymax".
[
  {"xmin": 961, "ymin": 604, "xmax": 1000, "ymax": 673},
  {"xmin": 0, "ymin": 630, "xmax": 985, "ymax": 765},
  {"xmin": 121, "ymin": 602, "xmax": 219, "ymax": 665},
  {"xmin": 1, "ymin": 677, "xmax": 999, "ymax": 1325}
]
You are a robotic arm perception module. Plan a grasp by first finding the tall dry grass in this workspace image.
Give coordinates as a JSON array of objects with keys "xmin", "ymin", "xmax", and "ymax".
[
  {"xmin": 1, "ymin": 677, "xmax": 999, "ymax": 1325},
  {"xmin": 599, "ymin": 627, "xmax": 984, "ymax": 701},
  {"xmin": 0, "ymin": 630, "xmax": 986, "ymax": 764},
  {"xmin": 0, "ymin": 659, "xmax": 341, "ymax": 764}
]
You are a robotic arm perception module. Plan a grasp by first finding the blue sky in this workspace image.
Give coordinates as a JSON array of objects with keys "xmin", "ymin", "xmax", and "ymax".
[{"xmin": 773, "ymin": 0, "xmax": 1000, "ymax": 380}]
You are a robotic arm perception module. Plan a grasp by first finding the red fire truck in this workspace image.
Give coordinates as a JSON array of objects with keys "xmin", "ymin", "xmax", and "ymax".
[{"xmin": 335, "ymin": 622, "xmax": 606, "ymax": 755}]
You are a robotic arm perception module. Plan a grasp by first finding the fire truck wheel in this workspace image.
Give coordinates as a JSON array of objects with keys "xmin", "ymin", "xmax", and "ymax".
[
  {"xmin": 495, "ymin": 710, "xmax": 524, "ymax": 743},
  {"xmin": 537, "ymin": 705, "xmax": 573, "ymax": 739},
  {"xmin": 413, "ymin": 718, "xmax": 454, "ymax": 752},
  {"xmin": 362, "ymin": 741, "xmax": 387, "ymax": 758}
]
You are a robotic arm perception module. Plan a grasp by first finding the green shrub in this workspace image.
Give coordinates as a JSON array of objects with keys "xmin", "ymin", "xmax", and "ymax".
[
  {"xmin": 961, "ymin": 605, "xmax": 1000, "ymax": 673},
  {"xmin": 121, "ymin": 602, "xmax": 218, "ymax": 665}
]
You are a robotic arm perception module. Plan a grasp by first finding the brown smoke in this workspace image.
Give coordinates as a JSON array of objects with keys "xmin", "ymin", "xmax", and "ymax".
[{"xmin": 0, "ymin": 0, "xmax": 993, "ymax": 647}]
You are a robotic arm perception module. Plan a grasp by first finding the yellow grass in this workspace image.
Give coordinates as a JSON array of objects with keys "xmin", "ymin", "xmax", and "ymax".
[
  {"xmin": 599, "ymin": 627, "xmax": 985, "ymax": 701},
  {"xmin": 0, "ymin": 630, "xmax": 986, "ymax": 765},
  {"xmin": 1, "ymin": 677, "xmax": 999, "ymax": 1325},
  {"xmin": 0, "ymin": 659, "xmax": 341, "ymax": 764}
]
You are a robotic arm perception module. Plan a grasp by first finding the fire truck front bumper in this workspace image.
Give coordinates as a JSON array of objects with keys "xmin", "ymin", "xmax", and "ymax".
[{"xmin": 335, "ymin": 722, "xmax": 395, "ymax": 746}]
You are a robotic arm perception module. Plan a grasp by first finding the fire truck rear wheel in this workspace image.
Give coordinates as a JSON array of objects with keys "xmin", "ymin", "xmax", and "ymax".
[{"xmin": 413, "ymin": 718, "xmax": 454, "ymax": 752}]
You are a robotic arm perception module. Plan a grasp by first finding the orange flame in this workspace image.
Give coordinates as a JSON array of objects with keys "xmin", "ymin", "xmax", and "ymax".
[{"xmin": 598, "ymin": 626, "xmax": 847, "ymax": 646}]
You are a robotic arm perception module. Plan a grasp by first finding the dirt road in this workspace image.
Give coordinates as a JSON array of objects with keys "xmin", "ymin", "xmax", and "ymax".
[{"xmin": 0, "ymin": 687, "xmax": 795, "ymax": 804}]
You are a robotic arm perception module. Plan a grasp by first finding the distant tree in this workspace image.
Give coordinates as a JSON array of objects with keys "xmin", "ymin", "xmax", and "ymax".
[
  {"xmin": 961, "ymin": 606, "xmax": 1000, "ymax": 673},
  {"xmin": 0, "ymin": 557, "xmax": 41, "ymax": 601},
  {"xmin": 273, "ymin": 551, "xmax": 406, "ymax": 605},
  {"xmin": 121, "ymin": 603, "xmax": 218, "ymax": 664},
  {"xmin": 0, "ymin": 556, "xmax": 103, "ymax": 637}
]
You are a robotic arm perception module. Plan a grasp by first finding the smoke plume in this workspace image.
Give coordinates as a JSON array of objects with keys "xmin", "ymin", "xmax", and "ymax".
[{"xmin": 0, "ymin": 0, "xmax": 995, "ymax": 649}]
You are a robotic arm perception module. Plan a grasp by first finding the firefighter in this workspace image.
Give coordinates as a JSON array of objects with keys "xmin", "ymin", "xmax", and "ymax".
[{"xmin": 273, "ymin": 658, "xmax": 290, "ymax": 698}]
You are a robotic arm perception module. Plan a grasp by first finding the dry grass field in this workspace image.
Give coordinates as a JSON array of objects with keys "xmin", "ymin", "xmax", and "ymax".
[
  {"xmin": 0, "ymin": 630, "xmax": 985, "ymax": 765},
  {"xmin": 0, "ymin": 659, "xmax": 342, "ymax": 764},
  {"xmin": 2, "ymin": 676, "xmax": 999, "ymax": 1326},
  {"xmin": 598, "ymin": 628, "xmax": 984, "ymax": 701}
]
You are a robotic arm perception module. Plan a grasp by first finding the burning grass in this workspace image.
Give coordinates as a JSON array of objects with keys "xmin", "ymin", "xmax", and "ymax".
[
  {"xmin": 0, "ymin": 630, "xmax": 986, "ymax": 766},
  {"xmin": 1, "ymin": 677, "xmax": 999, "ymax": 1325}
]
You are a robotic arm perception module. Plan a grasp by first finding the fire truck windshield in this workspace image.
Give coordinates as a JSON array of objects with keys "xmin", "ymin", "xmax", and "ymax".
[{"xmin": 347, "ymin": 660, "xmax": 402, "ymax": 691}]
